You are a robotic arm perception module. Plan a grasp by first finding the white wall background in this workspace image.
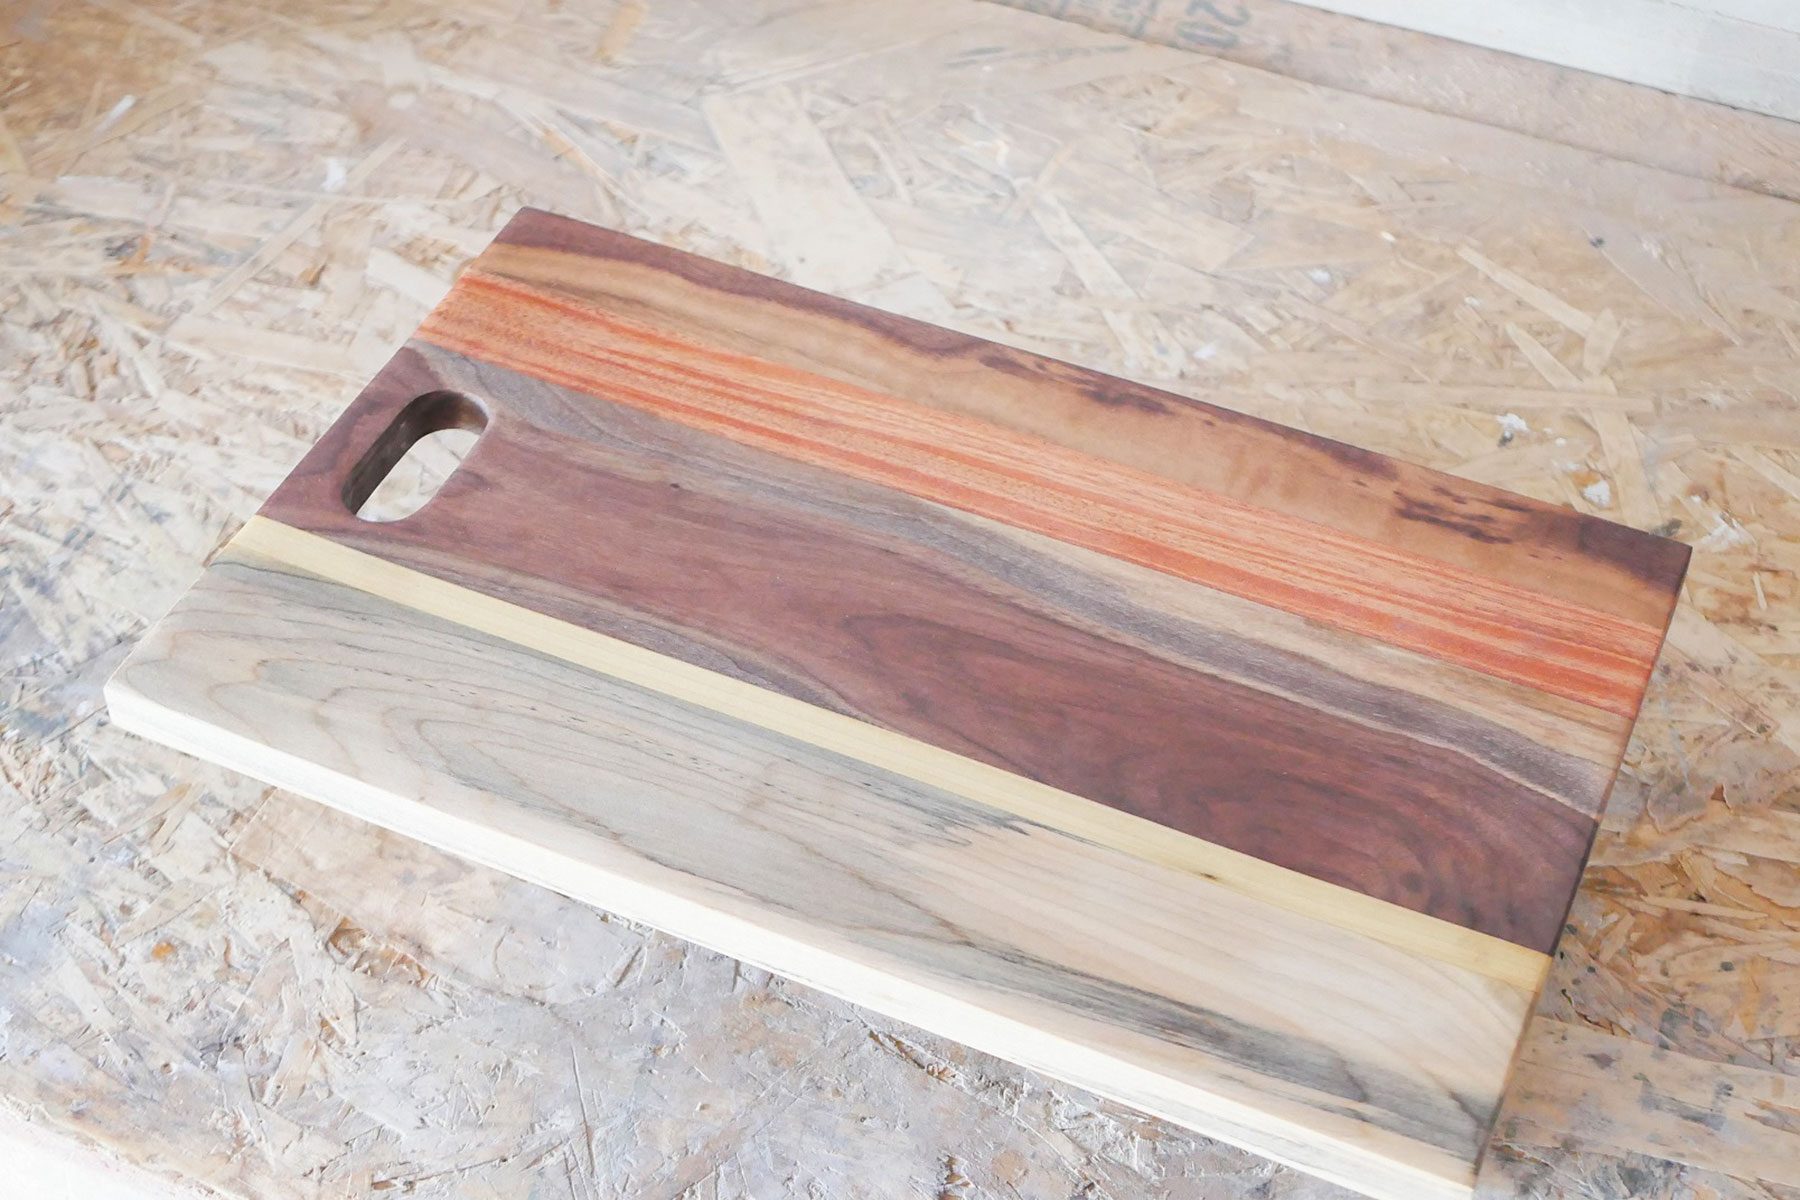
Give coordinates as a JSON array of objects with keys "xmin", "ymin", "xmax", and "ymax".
[
  {"xmin": 1286, "ymin": 0, "xmax": 1800, "ymax": 121},
  {"xmin": 0, "ymin": 1107, "xmax": 202, "ymax": 1200}
]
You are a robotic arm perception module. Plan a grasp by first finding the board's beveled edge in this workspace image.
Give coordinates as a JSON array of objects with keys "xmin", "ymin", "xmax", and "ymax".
[{"xmin": 227, "ymin": 513, "xmax": 1552, "ymax": 995}]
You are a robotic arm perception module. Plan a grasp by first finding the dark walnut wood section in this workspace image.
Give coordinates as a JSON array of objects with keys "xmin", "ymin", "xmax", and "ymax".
[{"xmin": 110, "ymin": 208, "xmax": 1690, "ymax": 1200}]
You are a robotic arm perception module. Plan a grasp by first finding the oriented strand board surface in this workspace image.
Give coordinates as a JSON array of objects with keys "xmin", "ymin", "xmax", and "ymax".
[
  {"xmin": 1248, "ymin": 0, "xmax": 1800, "ymax": 123},
  {"xmin": 1007, "ymin": 0, "xmax": 1800, "ymax": 201},
  {"xmin": 1, "ymin": 1, "xmax": 1798, "ymax": 1198},
  {"xmin": 105, "ymin": 211, "xmax": 1686, "ymax": 1199}
]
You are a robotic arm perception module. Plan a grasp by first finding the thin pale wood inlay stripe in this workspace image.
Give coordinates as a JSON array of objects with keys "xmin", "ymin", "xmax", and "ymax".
[
  {"xmin": 231, "ymin": 515, "xmax": 1551, "ymax": 993},
  {"xmin": 420, "ymin": 270, "xmax": 1666, "ymax": 717}
]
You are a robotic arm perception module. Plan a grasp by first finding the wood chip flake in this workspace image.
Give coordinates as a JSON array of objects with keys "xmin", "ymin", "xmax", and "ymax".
[
  {"xmin": 1460, "ymin": 246, "xmax": 1595, "ymax": 337},
  {"xmin": 702, "ymin": 85, "xmax": 898, "ymax": 294}
]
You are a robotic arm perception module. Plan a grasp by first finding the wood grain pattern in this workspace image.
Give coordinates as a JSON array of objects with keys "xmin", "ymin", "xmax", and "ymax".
[
  {"xmin": 227, "ymin": 513, "xmax": 1552, "ymax": 992},
  {"xmin": 478, "ymin": 213, "xmax": 1691, "ymax": 631},
  {"xmin": 261, "ymin": 342, "xmax": 1608, "ymax": 954},
  {"xmin": 107, "ymin": 547, "xmax": 1534, "ymax": 1200},
  {"xmin": 419, "ymin": 265, "xmax": 1668, "ymax": 716},
  {"xmin": 106, "ymin": 210, "xmax": 1689, "ymax": 1200}
]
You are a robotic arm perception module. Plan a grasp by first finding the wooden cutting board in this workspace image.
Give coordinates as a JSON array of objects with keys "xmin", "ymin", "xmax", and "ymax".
[{"xmin": 107, "ymin": 208, "xmax": 1689, "ymax": 1200}]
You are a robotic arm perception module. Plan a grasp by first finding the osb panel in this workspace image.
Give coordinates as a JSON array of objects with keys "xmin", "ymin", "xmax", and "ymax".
[
  {"xmin": 1001, "ymin": 0, "xmax": 1800, "ymax": 202},
  {"xmin": 0, "ymin": 1, "xmax": 1796, "ymax": 1197}
]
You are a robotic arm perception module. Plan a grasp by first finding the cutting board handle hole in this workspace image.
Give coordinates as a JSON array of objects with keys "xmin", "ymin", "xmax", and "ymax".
[{"xmin": 343, "ymin": 391, "xmax": 488, "ymax": 522}]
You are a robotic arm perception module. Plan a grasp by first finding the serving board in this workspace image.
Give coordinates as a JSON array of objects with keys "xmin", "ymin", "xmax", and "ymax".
[{"xmin": 107, "ymin": 208, "xmax": 1689, "ymax": 1200}]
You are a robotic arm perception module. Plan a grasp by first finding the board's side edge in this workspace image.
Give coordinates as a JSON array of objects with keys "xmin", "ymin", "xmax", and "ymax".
[{"xmin": 1468, "ymin": 542, "xmax": 1692, "ymax": 1184}]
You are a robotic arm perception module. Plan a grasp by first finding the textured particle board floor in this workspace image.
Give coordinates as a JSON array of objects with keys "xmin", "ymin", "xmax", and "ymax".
[
  {"xmin": 1, "ymin": 1, "xmax": 1798, "ymax": 1198},
  {"xmin": 1010, "ymin": 0, "xmax": 1800, "ymax": 202}
]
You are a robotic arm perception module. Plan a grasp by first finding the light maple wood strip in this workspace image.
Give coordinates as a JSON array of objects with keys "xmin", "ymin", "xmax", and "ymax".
[
  {"xmin": 105, "ymin": 549, "xmax": 1537, "ymax": 1200},
  {"xmin": 420, "ymin": 268, "xmax": 1669, "ymax": 716},
  {"xmin": 228, "ymin": 514, "xmax": 1552, "ymax": 992}
]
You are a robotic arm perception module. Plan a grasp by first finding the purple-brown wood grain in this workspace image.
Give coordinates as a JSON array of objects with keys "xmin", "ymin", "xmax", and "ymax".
[{"xmin": 263, "ymin": 337, "xmax": 1644, "ymax": 955}]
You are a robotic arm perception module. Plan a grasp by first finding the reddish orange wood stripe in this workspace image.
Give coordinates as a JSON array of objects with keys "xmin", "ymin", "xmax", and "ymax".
[{"xmin": 420, "ymin": 270, "xmax": 1667, "ymax": 716}]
